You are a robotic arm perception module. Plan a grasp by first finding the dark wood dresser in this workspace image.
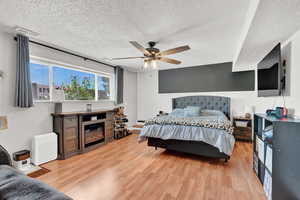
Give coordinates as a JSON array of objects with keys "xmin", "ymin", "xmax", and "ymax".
[{"xmin": 52, "ymin": 109, "xmax": 115, "ymax": 159}]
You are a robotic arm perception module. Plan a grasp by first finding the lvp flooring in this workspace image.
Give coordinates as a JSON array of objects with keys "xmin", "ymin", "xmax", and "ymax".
[{"xmin": 39, "ymin": 134, "xmax": 266, "ymax": 200}]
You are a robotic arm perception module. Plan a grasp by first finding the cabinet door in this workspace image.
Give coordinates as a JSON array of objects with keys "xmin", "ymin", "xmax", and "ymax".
[
  {"xmin": 273, "ymin": 122, "xmax": 300, "ymax": 200},
  {"xmin": 64, "ymin": 127, "xmax": 78, "ymax": 154},
  {"xmin": 63, "ymin": 116, "xmax": 78, "ymax": 155}
]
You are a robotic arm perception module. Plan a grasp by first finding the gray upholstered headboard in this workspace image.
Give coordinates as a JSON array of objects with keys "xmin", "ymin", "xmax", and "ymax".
[{"xmin": 172, "ymin": 96, "xmax": 231, "ymax": 118}]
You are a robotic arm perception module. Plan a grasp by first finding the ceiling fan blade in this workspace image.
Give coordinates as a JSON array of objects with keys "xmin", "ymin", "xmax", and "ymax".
[
  {"xmin": 157, "ymin": 45, "xmax": 190, "ymax": 56},
  {"xmin": 110, "ymin": 56, "xmax": 146, "ymax": 60},
  {"xmin": 158, "ymin": 57, "xmax": 181, "ymax": 64},
  {"xmin": 129, "ymin": 41, "xmax": 151, "ymax": 56}
]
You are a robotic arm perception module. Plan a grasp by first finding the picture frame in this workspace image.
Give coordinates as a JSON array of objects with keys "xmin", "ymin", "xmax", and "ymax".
[{"xmin": 0, "ymin": 116, "xmax": 8, "ymax": 130}]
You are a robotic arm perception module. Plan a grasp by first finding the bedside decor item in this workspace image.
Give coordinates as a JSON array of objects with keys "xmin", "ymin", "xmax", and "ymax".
[
  {"xmin": 233, "ymin": 116, "xmax": 252, "ymax": 141},
  {"xmin": 245, "ymin": 105, "xmax": 254, "ymax": 119},
  {"xmin": 157, "ymin": 110, "xmax": 168, "ymax": 117},
  {"xmin": 0, "ymin": 116, "xmax": 8, "ymax": 130}
]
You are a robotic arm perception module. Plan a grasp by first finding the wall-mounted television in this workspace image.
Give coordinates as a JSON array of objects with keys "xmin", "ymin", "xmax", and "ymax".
[{"xmin": 257, "ymin": 43, "xmax": 284, "ymax": 97}]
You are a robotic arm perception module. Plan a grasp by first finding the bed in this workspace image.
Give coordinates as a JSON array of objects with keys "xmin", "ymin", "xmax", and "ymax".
[{"xmin": 140, "ymin": 96, "xmax": 235, "ymax": 162}]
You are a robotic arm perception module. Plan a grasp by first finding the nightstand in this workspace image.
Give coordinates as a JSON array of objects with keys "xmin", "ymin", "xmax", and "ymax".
[{"xmin": 233, "ymin": 117, "xmax": 252, "ymax": 142}]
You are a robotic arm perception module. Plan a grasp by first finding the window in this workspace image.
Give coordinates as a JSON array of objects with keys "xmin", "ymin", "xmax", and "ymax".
[
  {"xmin": 30, "ymin": 63, "xmax": 50, "ymax": 100},
  {"xmin": 98, "ymin": 75, "xmax": 110, "ymax": 100},
  {"xmin": 29, "ymin": 60, "xmax": 113, "ymax": 102},
  {"xmin": 53, "ymin": 66, "xmax": 95, "ymax": 100}
]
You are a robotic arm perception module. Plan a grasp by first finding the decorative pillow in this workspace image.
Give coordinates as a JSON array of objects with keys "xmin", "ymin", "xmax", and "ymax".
[
  {"xmin": 184, "ymin": 106, "xmax": 201, "ymax": 117},
  {"xmin": 169, "ymin": 108, "xmax": 185, "ymax": 117}
]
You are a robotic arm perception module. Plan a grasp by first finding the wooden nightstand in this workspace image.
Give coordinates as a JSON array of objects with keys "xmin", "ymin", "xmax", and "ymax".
[{"xmin": 233, "ymin": 117, "xmax": 252, "ymax": 142}]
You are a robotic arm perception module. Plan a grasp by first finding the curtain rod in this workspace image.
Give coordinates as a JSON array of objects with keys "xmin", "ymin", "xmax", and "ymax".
[{"xmin": 14, "ymin": 37, "xmax": 116, "ymax": 69}]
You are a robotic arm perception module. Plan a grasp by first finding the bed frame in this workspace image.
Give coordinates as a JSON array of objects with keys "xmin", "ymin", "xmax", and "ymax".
[{"xmin": 147, "ymin": 95, "xmax": 231, "ymax": 161}]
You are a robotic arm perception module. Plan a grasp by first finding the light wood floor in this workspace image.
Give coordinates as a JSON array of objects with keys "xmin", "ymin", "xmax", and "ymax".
[{"xmin": 39, "ymin": 134, "xmax": 266, "ymax": 200}]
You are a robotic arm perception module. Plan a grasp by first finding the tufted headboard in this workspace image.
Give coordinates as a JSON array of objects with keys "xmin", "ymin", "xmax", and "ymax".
[{"xmin": 172, "ymin": 96, "xmax": 231, "ymax": 118}]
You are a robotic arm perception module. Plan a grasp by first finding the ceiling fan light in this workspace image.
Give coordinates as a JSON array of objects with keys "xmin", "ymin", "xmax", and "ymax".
[
  {"xmin": 152, "ymin": 60, "xmax": 157, "ymax": 69},
  {"xmin": 144, "ymin": 60, "xmax": 149, "ymax": 69}
]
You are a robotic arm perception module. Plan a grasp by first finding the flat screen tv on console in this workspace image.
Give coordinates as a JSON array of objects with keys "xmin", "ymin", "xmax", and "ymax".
[{"xmin": 257, "ymin": 43, "xmax": 284, "ymax": 97}]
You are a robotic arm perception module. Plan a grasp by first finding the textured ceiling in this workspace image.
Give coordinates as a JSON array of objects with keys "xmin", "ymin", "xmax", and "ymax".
[
  {"xmin": 233, "ymin": 0, "xmax": 300, "ymax": 71},
  {"xmin": 1, "ymin": 0, "xmax": 299, "ymax": 72},
  {"xmin": 0, "ymin": 0, "xmax": 251, "ymax": 71}
]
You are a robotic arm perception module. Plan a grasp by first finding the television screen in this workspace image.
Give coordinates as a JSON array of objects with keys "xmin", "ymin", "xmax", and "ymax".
[
  {"xmin": 258, "ymin": 63, "xmax": 278, "ymax": 90},
  {"xmin": 257, "ymin": 43, "xmax": 282, "ymax": 97}
]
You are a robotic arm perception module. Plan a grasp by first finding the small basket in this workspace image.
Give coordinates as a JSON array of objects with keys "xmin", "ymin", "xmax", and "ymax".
[{"xmin": 235, "ymin": 121, "xmax": 248, "ymax": 127}]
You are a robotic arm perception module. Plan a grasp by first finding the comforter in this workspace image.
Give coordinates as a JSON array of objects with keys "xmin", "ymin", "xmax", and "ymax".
[{"xmin": 140, "ymin": 115, "xmax": 235, "ymax": 156}]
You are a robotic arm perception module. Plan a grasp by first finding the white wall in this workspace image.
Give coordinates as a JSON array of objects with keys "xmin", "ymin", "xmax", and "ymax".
[
  {"xmin": 123, "ymin": 70, "xmax": 137, "ymax": 126},
  {"xmin": 0, "ymin": 30, "xmax": 137, "ymax": 154},
  {"xmin": 137, "ymin": 31, "xmax": 300, "ymax": 120}
]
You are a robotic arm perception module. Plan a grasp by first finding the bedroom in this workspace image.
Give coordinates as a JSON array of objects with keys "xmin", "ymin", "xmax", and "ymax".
[{"xmin": 0, "ymin": 0, "xmax": 300, "ymax": 200}]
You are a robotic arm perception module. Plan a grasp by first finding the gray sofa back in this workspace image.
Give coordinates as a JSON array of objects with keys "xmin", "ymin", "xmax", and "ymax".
[{"xmin": 0, "ymin": 145, "xmax": 12, "ymax": 166}]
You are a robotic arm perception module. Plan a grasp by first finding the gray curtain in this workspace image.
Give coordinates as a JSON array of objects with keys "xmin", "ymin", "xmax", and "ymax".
[
  {"xmin": 15, "ymin": 34, "xmax": 33, "ymax": 108},
  {"xmin": 115, "ymin": 66, "xmax": 124, "ymax": 105}
]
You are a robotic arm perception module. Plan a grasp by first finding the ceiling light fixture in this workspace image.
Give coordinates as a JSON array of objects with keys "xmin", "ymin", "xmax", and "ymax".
[
  {"xmin": 143, "ymin": 59, "xmax": 149, "ymax": 69},
  {"xmin": 151, "ymin": 60, "xmax": 157, "ymax": 69},
  {"xmin": 143, "ymin": 59, "xmax": 158, "ymax": 70}
]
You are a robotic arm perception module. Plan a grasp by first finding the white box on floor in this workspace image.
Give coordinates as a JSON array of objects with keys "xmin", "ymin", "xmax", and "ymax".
[{"xmin": 32, "ymin": 132, "xmax": 58, "ymax": 165}]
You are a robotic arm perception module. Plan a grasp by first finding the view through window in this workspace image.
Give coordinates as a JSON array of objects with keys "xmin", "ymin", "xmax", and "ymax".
[
  {"xmin": 98, "ymin": 75, "xmax": 110, "ymax": 100},
  {"xmin": 53, "ymin": 67, "xmax": 95, "ymax": 100},
  {"xmin": 30, "ymin": 61, "xmax": 112, "ymax": 101},
  {"xmin": 30, "ymin": 63, "xmax": 50, "ymax": 100}
]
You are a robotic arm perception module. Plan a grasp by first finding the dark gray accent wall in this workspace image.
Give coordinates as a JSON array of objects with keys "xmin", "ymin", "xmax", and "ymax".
[{"xmin": 158, "ymin": 62, "xmax": 255, "ymax": 93}]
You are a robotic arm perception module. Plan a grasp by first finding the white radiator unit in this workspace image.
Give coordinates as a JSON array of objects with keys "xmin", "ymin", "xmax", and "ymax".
[{"xmin": 32, "ymin": 132, "xmax": 58, "ymax": 165}]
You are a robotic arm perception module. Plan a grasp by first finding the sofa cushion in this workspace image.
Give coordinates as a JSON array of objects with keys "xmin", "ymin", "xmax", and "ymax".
[{"xmin": 0, "ymin": 165, "xmax": 72, "ymax": 200}]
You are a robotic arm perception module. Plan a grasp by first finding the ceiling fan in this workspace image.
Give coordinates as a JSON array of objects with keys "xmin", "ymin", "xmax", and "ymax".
[{"xmin": 110, "ymin": 41, "xmax": 191, "ymax": 69}]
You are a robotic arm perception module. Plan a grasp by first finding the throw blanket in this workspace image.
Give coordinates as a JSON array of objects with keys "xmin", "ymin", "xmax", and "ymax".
[
  {"xmin": 0, "ymin": 165, "xmax": 72, "ymax": 200},
  {"xmin": 145, "ymin": 116, "xmax": 234, "ymax": 134}
]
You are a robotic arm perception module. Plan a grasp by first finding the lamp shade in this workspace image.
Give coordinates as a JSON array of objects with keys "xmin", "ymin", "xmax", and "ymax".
[{"xmin": 52, "ymin": 89, "xmax": 65, "ymax": 102}]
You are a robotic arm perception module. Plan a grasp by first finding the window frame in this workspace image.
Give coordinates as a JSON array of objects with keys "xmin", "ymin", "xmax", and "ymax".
[{"xmin": 30, "ymin": 57, "xmax": 115, "ymax": 103}]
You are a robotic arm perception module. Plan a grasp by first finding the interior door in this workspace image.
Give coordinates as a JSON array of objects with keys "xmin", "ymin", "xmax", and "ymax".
[{"xmin": 273, "ymin": 122, "xmax": 300, "ymax": 200}]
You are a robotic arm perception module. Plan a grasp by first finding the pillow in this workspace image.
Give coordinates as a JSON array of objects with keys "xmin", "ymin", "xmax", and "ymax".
[
  {"xmin": 169, "ymin": 108, "xmax": 185, "ymax": 117},
  {"xmin": 200, "ymin": 109, "xmax": 225, "ymax": 117},
  {"xmin": 184, "ymin": 106, "xmax": 201, "ymax": 117}
]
